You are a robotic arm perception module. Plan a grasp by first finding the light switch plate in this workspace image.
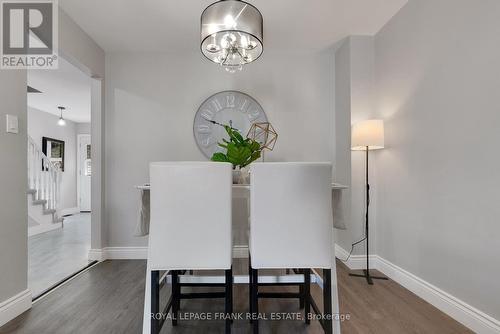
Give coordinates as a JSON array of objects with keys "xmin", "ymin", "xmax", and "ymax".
[{"xmin": 6, "ymin": 114, "xmax": 19, "ymax": 134}]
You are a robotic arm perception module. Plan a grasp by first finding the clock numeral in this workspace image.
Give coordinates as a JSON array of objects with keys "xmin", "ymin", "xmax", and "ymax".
[
  {"xmin": 201, "ymin": 109, "xmax": 214, "ymax": 121},
  {"xmin": 200, "ymin": 137, "xmax": 214, "ymax": 148},
  {"xmin": 226, "ymin": 95, "xmax": 235, "ymax": 108},
  {"xmin": 248, "ymin": 109, "xmax": 261, "ymax": 121},
  {"xmin": 196, "ymin": 125, "xmax": 211, "ymax": 134},
  {"xmin": 211, "ymin": 98, "xmax": 223, "ymax": 112},
  {"xmin": 239, "ymin": 99, "xmax": 249, "ymax": 113}
]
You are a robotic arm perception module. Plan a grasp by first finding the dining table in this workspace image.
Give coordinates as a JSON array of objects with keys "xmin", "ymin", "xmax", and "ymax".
[{"xmin": 135, "ymin": 182, "xmax": 348, "ymax": 236}]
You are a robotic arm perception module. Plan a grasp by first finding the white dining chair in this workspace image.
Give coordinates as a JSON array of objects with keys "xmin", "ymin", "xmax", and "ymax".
[
  {"xmin": 249, "ymin": 162, "xmax": 336, "ymax": 334},
  {"xmin": 147, "ymin": 162, "xmax": 233, "ymax": 334}
]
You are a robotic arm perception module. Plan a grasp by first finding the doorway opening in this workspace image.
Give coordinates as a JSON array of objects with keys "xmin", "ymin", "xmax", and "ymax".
[
  {"xmin": 78, "ymin": 134, "xmax": 91, "ymax": 212},
  {"xmin": 27, "ymin": 56, "xmax": 94, "ymax": 298}
]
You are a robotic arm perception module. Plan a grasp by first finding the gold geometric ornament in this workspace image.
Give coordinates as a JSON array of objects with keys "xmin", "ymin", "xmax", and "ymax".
[{"xmin": 246, "ymin": 122, "xmax": 278, "ymax": 151}]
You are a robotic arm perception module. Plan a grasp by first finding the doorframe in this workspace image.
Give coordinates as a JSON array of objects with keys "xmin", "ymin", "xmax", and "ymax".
[{"xmin": 77, "ymin": 134, "xmax": 91, "ymax": 212}]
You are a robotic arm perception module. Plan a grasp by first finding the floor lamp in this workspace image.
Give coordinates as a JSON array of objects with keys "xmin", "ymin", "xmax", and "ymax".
[{"xmin": 350, "ymin": 120, "xmax": 388, "ymax": 285}]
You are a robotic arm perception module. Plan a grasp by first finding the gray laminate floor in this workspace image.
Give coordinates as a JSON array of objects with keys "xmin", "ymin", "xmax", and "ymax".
[
  {"xmin": 1, "ymin": 259, "xmax": 472, "ymax": 334},
  {"xmin": 28, "ymin": 213, "xmax": 91, "ymax": 297}
]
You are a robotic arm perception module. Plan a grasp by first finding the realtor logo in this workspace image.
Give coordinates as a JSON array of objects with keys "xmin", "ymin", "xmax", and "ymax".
[{"xmin": 1, "ymin": 0, "xmax": 58, "ymax": 69}]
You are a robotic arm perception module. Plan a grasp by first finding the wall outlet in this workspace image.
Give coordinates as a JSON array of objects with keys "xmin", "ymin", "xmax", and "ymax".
[{"xmin": 6, "ymin": 114, "xmax": 19, "ymax": 134}]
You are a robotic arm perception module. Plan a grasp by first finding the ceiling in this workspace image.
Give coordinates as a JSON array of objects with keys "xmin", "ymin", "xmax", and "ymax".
[
  {"xmin": 59, "ymin": 0, "xmax": 408, "ymax": 54},
  {"xmin": 28, "ymin": 57, "xmax": 91, "ymax": 123}
]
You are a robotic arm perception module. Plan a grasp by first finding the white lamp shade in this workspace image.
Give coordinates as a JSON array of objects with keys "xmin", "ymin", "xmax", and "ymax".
[{"xmin": 351, "ymin": 119, "xmax": 384, "ymax": 151}]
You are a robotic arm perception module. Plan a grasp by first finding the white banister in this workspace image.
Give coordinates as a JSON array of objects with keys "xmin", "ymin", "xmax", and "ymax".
[{"xmin": 27, "ymin": 136, "xmax": 62, "ymax": 216}]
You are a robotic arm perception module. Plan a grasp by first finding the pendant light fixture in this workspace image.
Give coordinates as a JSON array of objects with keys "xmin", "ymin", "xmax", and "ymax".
[
  {"xmin": 201, "ymin": 0, "xmax": 263, "ymax": 73},
  {"xmin": 57, "ymin": 106, "xmax": 66, "ymax": 126}
]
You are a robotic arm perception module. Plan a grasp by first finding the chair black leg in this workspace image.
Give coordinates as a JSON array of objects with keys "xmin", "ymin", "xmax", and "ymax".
[
  {"xmin": 323, "ymin": 269, "xmax": 333, "ymax": 334},
  {"xmin": 252, "ymin": 268, "xmax": 259, "ymax": 334},
  {"xmin": 229, "ymin": 268, "xmax": 233, "ymax": 324},
  {"xmin": 225, "ymin": 267, "xmax": 233, "ymax": 333},
  {"xmin": 249, "ymin": 258, "xmax": 253, "ymax": 323},
  {"xmin": 304, "ymin": 269, "xmax": 311, "ymax": 325},
  {"xmin": 172, "ymin": 270, "xmax": 179, "ymax": 326},
  {"xmin": 151, "ymin": 271, "xmax": 160, "ymax": 334},
  {"xmin": 299, "ymin": 269, "xmax": 305, "ymax": 309}
]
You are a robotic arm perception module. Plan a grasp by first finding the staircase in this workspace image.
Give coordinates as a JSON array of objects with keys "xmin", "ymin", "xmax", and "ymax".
[{"xmin": 27, "ymin": 136, "xmax": 63, "ymax": 236}]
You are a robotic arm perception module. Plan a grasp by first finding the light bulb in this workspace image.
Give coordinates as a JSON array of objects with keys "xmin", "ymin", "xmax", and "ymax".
[
  {"xmin": 58, "ymin": 117, "xmax": 66, "ymax": 126},
  {"xmin": 240, "ymin": 35, "xmax": 248, "ymax": 49}
]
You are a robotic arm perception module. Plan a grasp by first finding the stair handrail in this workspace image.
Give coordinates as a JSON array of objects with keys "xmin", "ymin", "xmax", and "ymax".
[{"xmin": 27, "ymin": 135, "xmax": 62, "ymax": 214}]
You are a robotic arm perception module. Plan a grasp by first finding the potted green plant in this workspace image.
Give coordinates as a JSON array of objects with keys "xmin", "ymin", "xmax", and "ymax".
[{"xmin": 211, "ymin": 125, "xmax": 262, "ymax": 183}]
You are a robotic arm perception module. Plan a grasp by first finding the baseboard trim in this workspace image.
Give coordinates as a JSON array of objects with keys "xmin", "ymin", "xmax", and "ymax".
[
  {"xmin": 0, "ymin": 289, "xmax": 32, "ymax": 327},
  {"xmin": 88, "ymin": 248, "xmax": 104, "ymax": 261},
  {"xmin": 88, "ymin": 247, "xmax": 148, "ymax": 260},
  {"xmin": 28, "ymin": 222, "xmax": 62, "ymax": 237},
  {"xmin": 105, "ymin": 247, "xmax": 148, "ymax": 259},
  {"xmin": 335, "ymin": 244, "xmax": 500, "ymax": 334},
  {"xmin": 90, "ymin": 246, "xmax": 251, "ymax": 261},
  {"xmin": 376, "ymin": 256, "xmax": 500, "ymax": 334},
  {"xmin": 233, "ymin": 245, "xmax": 248, "ymax": 258},
  {"xmin": 334, "ymin": 244, "xmax": 377, "ymax": 270}
]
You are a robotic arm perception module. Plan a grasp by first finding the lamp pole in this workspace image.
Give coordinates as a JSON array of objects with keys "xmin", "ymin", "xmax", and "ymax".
[
  {"xmin": 349, "ymin": 146, "xmax": 388, "ymax": 285},
  {"xmin": 365, "ymin": 146, "xmax": 371, "ymax": 282}
]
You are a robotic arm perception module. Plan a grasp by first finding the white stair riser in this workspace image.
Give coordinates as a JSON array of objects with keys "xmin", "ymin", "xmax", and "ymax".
[{"xmin": 27, "ymin": 193, "xmax": 56, "ymax": 226}]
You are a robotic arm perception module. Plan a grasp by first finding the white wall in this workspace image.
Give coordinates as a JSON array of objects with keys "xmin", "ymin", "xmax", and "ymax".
[
  {"xmin": 58, "ymin": 9, "xmax": 105, "ymax": 79},
  {"xmin": 334, "ymin": 40, "xmax": 352, "ymax": 252},
  {"xmin": 374, "ymin": 0, "xmax": 500, "ymax": 320},
  {"xmin": 334, "ymin": 36, "xmax": 379, "ymax": 256},
  {"xmin": 76, "ymin": 123, "xmax": 90, "ymax": 135},
  {"xmin": 105, "ymin": 50, "xmax": 335, "ymax": 247},
  {"xmin": 27, "ymin": 107, "xmax": 78, "ymax": 210},
  {"xmin": 0, "ymin": 71, "xmax": 28, "ymax": 306}
]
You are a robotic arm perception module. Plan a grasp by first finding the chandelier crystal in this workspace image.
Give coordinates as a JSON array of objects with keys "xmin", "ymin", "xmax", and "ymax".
[{"xmin": 201, "ymin": 0, "xmax": 263, "ymax": 73}]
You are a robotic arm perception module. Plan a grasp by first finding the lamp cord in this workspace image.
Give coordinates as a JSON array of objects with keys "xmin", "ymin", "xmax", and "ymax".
[{"xmin": 340, "ymin": 236, "xmax": 367, "ymax": 263}]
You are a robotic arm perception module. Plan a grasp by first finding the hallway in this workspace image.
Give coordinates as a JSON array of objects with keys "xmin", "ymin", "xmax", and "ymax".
[{"xmin": 28, "ymin": 213, "xmax": 91, "ymax": 297}]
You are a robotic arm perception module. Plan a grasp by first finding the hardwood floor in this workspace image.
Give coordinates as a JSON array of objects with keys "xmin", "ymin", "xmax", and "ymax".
[
  {"xmin": 0, "ymin": 259, "xmax": 472, "ymax": 334},
  {"xmin": 28, "ymin": 213, "xmax": 91, "ymax": 297}
]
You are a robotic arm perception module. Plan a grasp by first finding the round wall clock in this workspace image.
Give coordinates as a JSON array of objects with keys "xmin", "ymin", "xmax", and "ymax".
[{"xmin": 194, "ymin": 91, "xmax": 268, "ymax": 158}]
